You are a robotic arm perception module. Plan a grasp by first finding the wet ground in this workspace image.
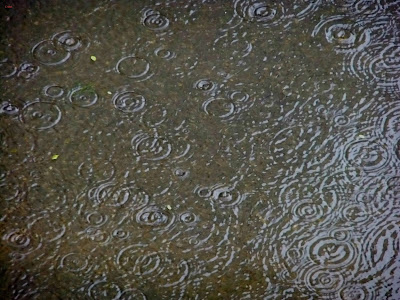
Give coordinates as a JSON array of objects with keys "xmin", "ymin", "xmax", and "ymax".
[{"xmin": 1, "ymin": 0, "xmax": 400, "ymax": 299}]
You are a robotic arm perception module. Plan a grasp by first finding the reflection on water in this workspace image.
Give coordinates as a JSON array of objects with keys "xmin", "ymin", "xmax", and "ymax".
[{"xmin": 1, "ymin": 0, "xmax": 400, "ymax": 298}]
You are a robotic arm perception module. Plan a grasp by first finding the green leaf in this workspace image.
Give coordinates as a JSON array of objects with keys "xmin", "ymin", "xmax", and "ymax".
[{"xmin": 51, "ymin": 154, "xmax": 59, "ymax": 160}]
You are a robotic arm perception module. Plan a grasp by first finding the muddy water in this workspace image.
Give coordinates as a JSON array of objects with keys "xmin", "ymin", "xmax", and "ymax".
[{"xmin": 1, "ymin": 0, "xmax": 400, "ymax": 299}]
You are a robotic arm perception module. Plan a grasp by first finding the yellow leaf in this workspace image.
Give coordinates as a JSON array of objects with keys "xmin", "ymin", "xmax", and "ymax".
[
  {"xmin": 90, "ymin": 55, "xmax": 97, "ymax": 61},
  {"xmin": 166, "ymin": 205, "xmax": 172, "ymax": 210},
  {"xmin": 51, "ymin": 154, "xmax": 59, "ymax": 160}
]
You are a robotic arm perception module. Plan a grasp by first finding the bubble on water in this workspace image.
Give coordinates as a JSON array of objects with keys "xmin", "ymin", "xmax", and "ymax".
[
  {"xmin": 16, "ymin": 62, "xmax": 40, "ymax": 79},
  {"xmin": 179, "ymin": 211, "xmax": 198, "ymax": 225},
  {"xmin": 112, "ymin": 228, "xmax": 130, "ymax": 240},
  {"xmin": 69, "ymin": 86, "xmax": 98, "ymax": 107},
  {"xmin": 116, "ymin": 56, "xmax": 154, "ymax": 81},
  {"xmin": 112, "ymin": 91, "xmax": 146, "ymax": 113},
  {"xmin": 53, "ymin": 31, "xmax": 90, "ymax": 53},
  {"xmin": 173, "ymin": 168, "xmax": 190, "ymax": 180},
  {"xmin": 208, "ymin": 184, "xmax": 247, "ymax": 207},
  {"xmin": 0, "ymin": 101, "xmax": 19, "ymax": 115},
  {"xmin": 32, "ymin": 39, "xmax": 71, "ymax": 66},
  {"xmin": 195, "ymin": 79, "xmax": 216, "ymax": 92},
  {"xmin": 20, "ymin": 101, "xmax": 62, "ymax": 130}
]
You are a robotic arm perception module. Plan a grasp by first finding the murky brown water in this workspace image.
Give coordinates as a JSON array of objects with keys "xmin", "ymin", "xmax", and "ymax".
[{"xmin": 1, "ymin": 0, "xmax": 400, "ymax": 299}]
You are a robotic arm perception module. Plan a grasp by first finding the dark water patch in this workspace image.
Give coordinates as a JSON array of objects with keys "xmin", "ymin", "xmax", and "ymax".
[{"xmin": 1, "ymin": 0, "xmax": 400, "ymax": 298}]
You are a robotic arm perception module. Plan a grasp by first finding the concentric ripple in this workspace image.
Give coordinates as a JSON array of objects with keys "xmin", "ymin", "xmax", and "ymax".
[
  {"xmin": 60, "ymin": 252, "xmax": 90, "ymax": 272},
  {"xmin": 203, "ymin": 184, "xmax": 248, "ymax": 207},
  {"xmin": 88, "ymin": 181, "xmax": 149, "ymax": 209},
  {"xmin": 31, "ymin": 40, "xmax": 71, "ymax": 66},
  {"xmin": 28, "ymin": 212, "xmax": 66, "ymax": 243},
  {"xmin": 20, "ymin": 101, "xmax": 62, "ymax": 130},
  {"xmin": 87, "ymin": 280, "xmax": 121, "ymax": 299},
  {"xmin": 330, "ymin": 0, "xmax": 386, "ymax": 17},
  {"xmin": 343, "ymin": 136, "xmax": 392, "ymax": 173},
  {"xmin": 116, "ymin": 56, "xmax": 154, "ymax": 81},
  {"xmin": 202, "ymin": 97, "xmax": 237, "ymax": 120},
  {"xmin": 234, "ymin": 0, "xmax": 283, "ymax": 26},
  {"xmin": 142, "ymin": 8, "xmax": 170, "ymax": 31},
  {"xmin": 69, "ymin": 86, "xmax": 98, "ymax": 107},
  {"xmin": 0, "ymin": 101, "xmax": 19, "ymax": 115},
  {"xmin": 348, "ymin": 41, "xmax": 400, "ymax": 87},
  {"xmin": 308, "ymin": 237, "xmax": 358, "ymax": 268},
  {"xmin": 2, "ymin": 228, "xmax": 41, "ymax": 261},
  {"xmin": 290, "ymin": 196, "xmax": 333, "ymax": 226},
  {"xmin": 16, "ymin": 62, "xmax": 40, "ymax": 79},
  {"xmin": 359, "ymin": 218, "xmax": 400, "ymax": 282},
  {"xmin": 116, "ymin": 245, "xmax": 192, "ymax": 289},
  {"xmin": 154, "ymin": 46, "xmax": 176, "ymax": 60},
  {"xmin": 3, "ymin": 229, "xmax": 31, "ymax": 249},
  {"xmin": 43, "ymin": 84, "xmax": 65, "ymax": 98},
  {"xmin": 339, "ymin": 285, "xmax": 374, "ymax": 300},
  {"xmin": 195, "ymin": 79, "xmax": 216, "ymax": 92},
  {"xmin": 52, "ymin": 30, "xmax": 90, "ymax": 52},
  {"xmin": 269, "ymin": 124, "xmax": 328, "ymax": 166},
  {"xmin": 312, "ymin": 16, "xmax": 371, "ymax": 53},
  {"xmin": 112, "ymin": 91, "xmax": 146, "ymax": 113},
  {"xmin": 283, "ymin": 0, "xmax": 322, "ymax": 20},
  {"xmin": 135, "ymin": 205, "xmax": 175, "ymax": 232},
  {"xmin": 131, "ymin": 132, "xmax": 172, "ymax": 161},
  {"xmin": 299, "ymin": 266, "xmax": 345, "ymax": 295},
  {"xmin": 141, "ymin": 104, "xmax": 167, "ymax": 127}
]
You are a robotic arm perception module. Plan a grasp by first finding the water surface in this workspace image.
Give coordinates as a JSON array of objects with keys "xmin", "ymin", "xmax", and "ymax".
[{"xmin": 1, "ymin": 0, "xmax": 400, "ymax": 299}]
